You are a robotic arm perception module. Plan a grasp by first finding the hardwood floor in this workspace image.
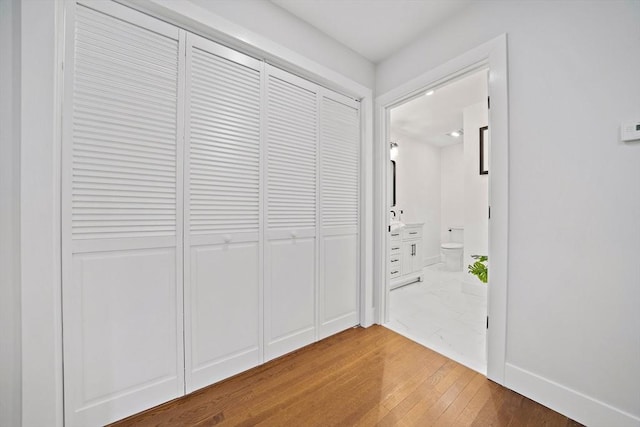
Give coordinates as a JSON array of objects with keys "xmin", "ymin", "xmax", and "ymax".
[{"xmin": 110, "ymin": 326, "xmax": 582, "ymax": 426}]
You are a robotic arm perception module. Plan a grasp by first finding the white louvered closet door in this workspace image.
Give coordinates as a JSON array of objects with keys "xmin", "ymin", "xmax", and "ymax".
[
  {"xmin": 318, "ymin": 91, "xmax": 360, "ymax": 339},
  {"xmin": 264, "ymin": 65, "xmax": 319, "ymax": 361},
  {"xmin": 184, "ymin": 34, "xmax": 263, "ymax": 393},
  {"xmin": 61, "ymin": 2, "xmax": 184, "ymax": 426}
]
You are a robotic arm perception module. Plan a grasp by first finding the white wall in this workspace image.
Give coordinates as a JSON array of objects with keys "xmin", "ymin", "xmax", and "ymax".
[
  {"xmin": 440, "ymin": 143, "xmax": 464, "ymax": 243},
  {"xmin": 377, "ymin": 1, "xmax": 640, "ymax": 424},
  {"xmin": 19, "ymin": 1, "xmax": 64, "ymax": 425},
  {"xmin": 392, "ymin": 132, "xmax": 441, "ymax": 265},
  {"xmin": 0, "ymin": 0, "xmax": 21, "ymax": 425},
  {"xmin": 463, "ymin": 103, "xmax": 488, "ymax": 284},
  {"xmin": 189, "ymin": 0, "xmax": 375, "ymax": 89}
]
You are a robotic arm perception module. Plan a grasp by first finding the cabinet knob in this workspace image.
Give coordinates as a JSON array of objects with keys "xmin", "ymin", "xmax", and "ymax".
[
  {"xmin": 223, "ymin": 235, "xmax": 232, "ymax": 243},
  {"xmin": 291, "ymin": 231, "xmax": 298, "ymax": 238}
]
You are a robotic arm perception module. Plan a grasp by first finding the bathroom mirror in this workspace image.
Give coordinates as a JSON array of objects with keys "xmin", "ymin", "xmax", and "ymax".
[{"xmin": 390, "ymin": 160, "xmax": 396, "ymax": 207}]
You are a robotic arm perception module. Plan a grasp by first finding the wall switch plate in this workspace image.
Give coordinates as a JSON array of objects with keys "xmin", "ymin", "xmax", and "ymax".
[{"xmin": 621, "ymin": 120, "xmax": 640, "ymax": 142}]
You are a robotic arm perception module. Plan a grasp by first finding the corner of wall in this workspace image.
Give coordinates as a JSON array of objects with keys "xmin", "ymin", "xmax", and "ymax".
[
  {"xmin": 0, "ymin": 0, "xmax": 22, "ymax": 425},
  {"xmin": 19, "ymin": 0, "xmax": 63, "ymax": 424}
]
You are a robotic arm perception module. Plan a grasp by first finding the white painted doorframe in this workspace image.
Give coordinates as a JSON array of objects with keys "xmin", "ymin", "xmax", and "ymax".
[{"xmin": 374, "ymin": 34, "xmax": 509, "ymax": 384}]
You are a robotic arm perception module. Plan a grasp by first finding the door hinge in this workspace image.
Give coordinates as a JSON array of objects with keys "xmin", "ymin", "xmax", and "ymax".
[
  {"xmin": 488, "ymin": 206, "xmax": 491, "ymax": 219},
  {"xmin": 487, "ymin": 96, "xmax": 490, "ymax": 109},
  {"xmin": 486, "ymin": 316, "xmax": 489, "ymax": 329},
  {"xmin": 388, "ymin": 225, "xmax": 391, "ymax": 232}
]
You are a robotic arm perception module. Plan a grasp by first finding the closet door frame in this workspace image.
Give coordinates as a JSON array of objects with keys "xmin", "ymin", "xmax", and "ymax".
[{"xmin": 60, "ymin": 1, "xmax": 186, "ymax": 425}]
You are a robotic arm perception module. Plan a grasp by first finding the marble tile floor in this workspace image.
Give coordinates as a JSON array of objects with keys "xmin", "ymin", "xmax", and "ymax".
[{"xmin": 384, "ymin": 263, "xmax": 488, "ymax": 374}]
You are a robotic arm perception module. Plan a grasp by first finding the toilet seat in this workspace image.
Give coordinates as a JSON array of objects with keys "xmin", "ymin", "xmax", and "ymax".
[{"xmin": 441, "ymin": 243, "xmax": 463, "ymax": 250}]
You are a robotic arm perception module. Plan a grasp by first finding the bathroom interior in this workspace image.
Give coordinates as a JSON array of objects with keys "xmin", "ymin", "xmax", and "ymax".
[{"xmin": 385, "ymin": 68, "xmax": 490, "ymax": 374}]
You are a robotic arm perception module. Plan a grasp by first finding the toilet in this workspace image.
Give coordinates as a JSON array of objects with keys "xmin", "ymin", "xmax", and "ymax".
[{"xmin": 441, "ymin": 227, "xmax": 464, "ymax": 271}]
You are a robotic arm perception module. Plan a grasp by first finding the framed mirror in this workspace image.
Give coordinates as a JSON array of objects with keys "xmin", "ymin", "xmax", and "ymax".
[
  {"xmin": 390, "ymin": 160, "xmax": 396, "ymax": 207},
  {"xmin": 480, "ymin": 126, "xmax": 489, "ymax": 175}
]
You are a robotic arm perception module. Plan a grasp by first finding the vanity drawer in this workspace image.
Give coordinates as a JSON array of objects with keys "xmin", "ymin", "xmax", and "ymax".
[
  {"xmin": 390, "ymin": 243, "xmax": 402, "ymax": 255},
  {"xmin": 389, "ymin": 255, "xmax": 401, "ymax": 268},
  {"xmin": 389, "ymin": 267, "xmax": 401, "ymax": 279},
  {"xmin": 402, "ymin": 226, "xmax": 422, "ymax": 240},
  {"xmin": 390, "ymin": 230, "xmax": 401, "ymax": 241}
]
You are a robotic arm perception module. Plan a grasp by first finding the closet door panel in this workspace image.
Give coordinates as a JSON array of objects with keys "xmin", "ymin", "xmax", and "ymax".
[
  {"xmin": 318, "ymin": 93, "xmax": 360, "ymax": 339},
  {"xmin": 265, "ymin": 238, "xmax": 316, "ymax": 360},
  {"xmin": 62, "ymin": 2, "xmax": 184, "ymax": 426},
  {"xmin": 188, "ymin": 242, "xmax": 260, "ymax": 391},
  {"xmin": 70, "ymin": 249, "xmax": 177, "ymax": 402},
  {"xmin": 264, "ymin": 66, "xmax": 318, "ymax": 360},
  {"xmin": 184, "ymin": 34, "xmax": 262, "ymax": 392},
  {"xmin": 320, "ymin": 233, "xmax": 358, "ymax": 335}
]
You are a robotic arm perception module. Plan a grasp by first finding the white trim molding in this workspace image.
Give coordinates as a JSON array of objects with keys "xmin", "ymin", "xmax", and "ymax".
[
  {"xmin": 20, "ymin": 0, "xmax": 65, "ymax": 426},
  {"xmin": 424, "ymin": 255, "xmax": 441, "ymax": 267},
  {"xmin": 505, "ymin": 364, "xmax": 640, "ymax": 427},
  {"xmin": 374, "ymin": 34, "xmax": 509, "ymax": 385}
]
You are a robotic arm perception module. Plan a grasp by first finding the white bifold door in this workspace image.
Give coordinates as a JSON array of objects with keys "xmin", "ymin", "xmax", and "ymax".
[
  {"xmin": 318, "ymin": 93, "xmax": 360, "ymax": 339},
  {"xmin": 263, "ymin": 66, "xmax": 361, "ymax": 359},
  {"xmin": 264, "ymin": 66, "xmax": 319, "ymax": 360},
  {"xmin": 183, "ymin": 34, "xmax": 263, "ymax": 392},
  {"xmin": 61, "ymin": 2, "xmax": 185, "ymax": 426}
]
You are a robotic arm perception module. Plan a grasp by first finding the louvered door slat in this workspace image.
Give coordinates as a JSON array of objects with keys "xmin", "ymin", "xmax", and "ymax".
[
  {"xmin": 267, "ymin": 76, "xmax": 317, "ymax": 230},
  {"xmin": 71, "ymin": 6, "xmax": 179, "ymax": 241},
  {"xmin": 187, "ymin": 47, "xmax": 260, "ymax": 236},
  {"xmin": 320, "ymin": 97, "xmax": 359, "ymax": 228}
]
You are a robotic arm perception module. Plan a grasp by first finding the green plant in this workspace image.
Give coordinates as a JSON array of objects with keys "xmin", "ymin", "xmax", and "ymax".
[{"xmin": 468, "ymin": 255, "xmax": 488, "ymax": 284}]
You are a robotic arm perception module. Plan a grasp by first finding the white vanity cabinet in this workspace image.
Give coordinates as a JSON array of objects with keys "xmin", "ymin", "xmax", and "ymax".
[
  {"xmin": 389, "ymin": 231, "xmax": 402, "ymax": 279},
  {"xmin": 402, "ymin": 241, "xmax": 423, "ymax": 275},
  {"xmin": 390, "ymin": 224, "xmax": 424, "ymax": 289}
]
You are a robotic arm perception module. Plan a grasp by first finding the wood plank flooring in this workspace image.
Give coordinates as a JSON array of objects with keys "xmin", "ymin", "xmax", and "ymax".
[{"xmin": 110, "ymin": 325, "xmax": 583, "ymax": 426}]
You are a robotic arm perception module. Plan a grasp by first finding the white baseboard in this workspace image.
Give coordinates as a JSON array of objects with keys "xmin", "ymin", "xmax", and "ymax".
[
  {"xmin": 505, "ymin": 363, "xmax": 640, "ymax": 427},
  {"xmin": 424, "ymin": 255, "xmax": 441, "ymax": 267}
]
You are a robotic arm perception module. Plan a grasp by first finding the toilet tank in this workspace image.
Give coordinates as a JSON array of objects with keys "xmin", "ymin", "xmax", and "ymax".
[{"xmin": 449, "ymin": 227, "xmax": 464, "ymax": 243}]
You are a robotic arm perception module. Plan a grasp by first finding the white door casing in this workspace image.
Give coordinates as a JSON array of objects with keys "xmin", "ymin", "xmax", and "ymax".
[{"xmin": 375, "ymin": 35, "xmax": 509, "ymax": 384}]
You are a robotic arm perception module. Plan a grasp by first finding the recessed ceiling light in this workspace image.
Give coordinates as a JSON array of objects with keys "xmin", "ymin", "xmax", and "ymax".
[
  {"xmin": 425, "ymin": 90, "xmax": 435, "ymax": 96},
  {"xmin": 450, "ymin": 131, "xmax": 461, "ymax": 137}
]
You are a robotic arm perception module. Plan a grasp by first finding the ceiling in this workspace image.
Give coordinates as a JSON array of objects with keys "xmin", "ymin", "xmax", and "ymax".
[
  {"xmin": 390, "ymin": 69, "xmax": 488, "ymax": 147},
  {"xmin": 269, "ymin": 0, "xmax": 472, "ymax": 63}
]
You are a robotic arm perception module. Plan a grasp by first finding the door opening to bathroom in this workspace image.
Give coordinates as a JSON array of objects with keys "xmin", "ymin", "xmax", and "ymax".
[{"xmin": 384, "ymin": 68, "xmax": 490, "ymax": 375}]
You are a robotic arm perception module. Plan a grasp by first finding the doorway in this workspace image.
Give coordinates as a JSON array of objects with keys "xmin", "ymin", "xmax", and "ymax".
[
  {"xmin": 374, "ymin": 35, "xmax": 509, "ymax": 384},
  {"xmin": 385, "ymin": 69, "xmax": 489, "ymax": 374}
]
